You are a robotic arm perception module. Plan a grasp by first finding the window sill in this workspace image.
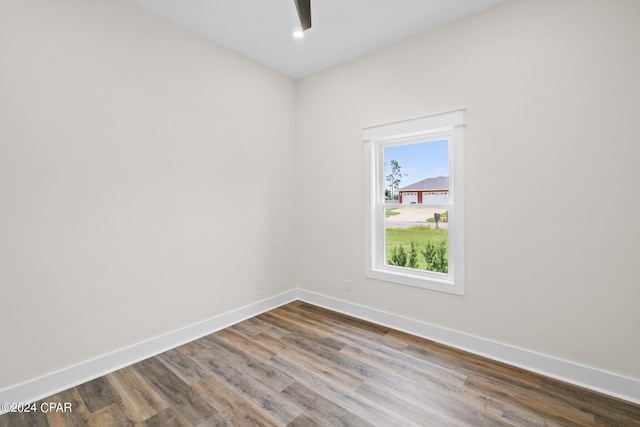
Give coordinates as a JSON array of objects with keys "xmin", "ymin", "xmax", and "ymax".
[{"xmin": 366, "ymin": 267, "xmax": 464, "ymax": 295}]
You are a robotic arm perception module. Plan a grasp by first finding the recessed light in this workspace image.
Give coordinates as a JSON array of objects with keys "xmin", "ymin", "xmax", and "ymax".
[{"xmin": 292, "ymin": 27, "xmax": 304, "ymax": 38}]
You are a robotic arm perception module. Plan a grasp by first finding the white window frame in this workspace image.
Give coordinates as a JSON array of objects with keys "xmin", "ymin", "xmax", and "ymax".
[{"xmin": 364, "ymin": 109, "xmax": 465, "ymax": 295}]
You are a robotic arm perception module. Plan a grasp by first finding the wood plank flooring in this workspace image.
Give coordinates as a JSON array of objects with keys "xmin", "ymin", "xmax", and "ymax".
[{"xmin": 1, "ymin": 301, "xmax": 639, "ymax": 426}]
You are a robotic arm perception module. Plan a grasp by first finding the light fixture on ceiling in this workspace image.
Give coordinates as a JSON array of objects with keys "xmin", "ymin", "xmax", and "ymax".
[{"xmin": 292, "ymin": 27, "xmax": 304, "ymax": 38}]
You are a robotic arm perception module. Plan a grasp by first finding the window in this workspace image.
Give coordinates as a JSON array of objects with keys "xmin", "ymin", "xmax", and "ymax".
[{"xmin": 364, "ymin": 109, "xmax": 465, "ymax": 294}]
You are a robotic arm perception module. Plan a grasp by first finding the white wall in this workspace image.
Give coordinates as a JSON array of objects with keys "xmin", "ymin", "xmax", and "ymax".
[
  {"xmin": 0, "ymin": 0, "xmax": 295, "ymax": 390},
  {"xmin": 295, "ymin": 0, "xmax": 640, "ymax": 380}
]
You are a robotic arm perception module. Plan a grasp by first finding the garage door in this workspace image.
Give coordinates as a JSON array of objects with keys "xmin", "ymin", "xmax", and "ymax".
[
  {"xmin": 402, "ymin": 192, "xmax": 418, "ymax": 204},
  {"xmin": 422, "ymin": 191, "xmax": 449, "ymax": 203}
]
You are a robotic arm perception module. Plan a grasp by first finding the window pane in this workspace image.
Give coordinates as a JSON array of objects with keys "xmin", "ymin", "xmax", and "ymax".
[
  {"xmin": 384, "ymin": 208, "xmax": 448, "ymax": 273},
  {"xmin": 383, "ymin": 140, "xmax": 449, "ymax": 273},
  {"xmin": 384, "ymin": 140, "xmax": 448, "ymax": 204}
]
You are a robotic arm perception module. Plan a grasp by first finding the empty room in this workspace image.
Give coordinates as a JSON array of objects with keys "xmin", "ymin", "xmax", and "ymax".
[{"xmin": 1, "ymin": 0, "xmax": 639, "ymax": 425}]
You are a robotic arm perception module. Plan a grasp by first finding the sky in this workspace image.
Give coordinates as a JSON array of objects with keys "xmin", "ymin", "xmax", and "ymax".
[{"xmin": 384, "ymin": 139, "xmax": 448, "ymax": 189}]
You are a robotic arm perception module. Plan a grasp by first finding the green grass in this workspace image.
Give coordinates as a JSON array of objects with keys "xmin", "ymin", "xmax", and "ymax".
[
  {"xmin": 385, "ymin": 226, "xmax": 448, "ymax": 271},
  {"xmin": 385, "ymin": 208, "xmax": 400, "ymax": 217}
]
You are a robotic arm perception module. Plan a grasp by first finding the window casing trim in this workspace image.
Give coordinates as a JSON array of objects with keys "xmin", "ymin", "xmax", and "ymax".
[{"xmin": 364, "ymin": 109, "xmax": 465, "ymax": 295}]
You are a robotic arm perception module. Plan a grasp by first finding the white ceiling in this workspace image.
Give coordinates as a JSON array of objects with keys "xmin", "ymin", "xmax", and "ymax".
[{"xmin": 127, "ymin": 0, "xmax": 509, "ymax": 79}]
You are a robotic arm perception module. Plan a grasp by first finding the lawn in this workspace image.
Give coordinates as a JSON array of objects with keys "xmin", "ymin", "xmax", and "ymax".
[
  {"xmin": 385, "ymin": 208, "xmax": 400, "ymax": 217},
  {"xmin": 385, "ymin": 226, "xmax": 448, "ymax": 271}
]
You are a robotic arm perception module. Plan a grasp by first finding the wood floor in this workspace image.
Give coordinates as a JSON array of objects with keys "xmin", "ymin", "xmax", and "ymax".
[{"xmin": 1, "ymin": 301, "xmax": 639, "ymax": 427}]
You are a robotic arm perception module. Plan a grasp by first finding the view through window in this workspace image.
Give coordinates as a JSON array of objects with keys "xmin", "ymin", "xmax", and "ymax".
[{"xmin": 384, "ymin": 140, "xmax": 449, "ymax": 274}]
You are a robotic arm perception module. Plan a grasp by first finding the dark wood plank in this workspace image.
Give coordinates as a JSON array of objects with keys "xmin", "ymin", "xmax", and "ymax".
[
  {"xmin": 213, "ymin": 328, "xmax": 276, "ymax": 363},
  {"xmin": 237, "ymin": 316, "xmax": 290, "ymax": 339},
  {"xmin": 335, "ymin": 333, "xmax": 467, "ymax": 388},
  {"xmin": 351, "ymin": 363, "xmax": 510, "ymax": 426},
  {"xmin": 291, "ymin": 303, "xmax": 392, "ymax": 336},
  {"xmin": 133, "ymin": 357, "xmax": 216, "ymax": 426},
  {"xmin": 199, "ymin": 334, "xmax": 295, "ymax": 392},
  {"xmin": 175, "ymin": 340, "xmax": 207, "ymax": 358},
  {"xmin": 287, "ymin": 413, "xmax": 322, "ymax": 427},
  {"xmin": 0, "ymin": 407, "xmax": 50, "ymax": 427},
  {"xmin": 252, "ymin": 332, "xmax": 364, "ymax": 390},
  {"xmin": 75, "ymin": 377, "xmax": 119, "ymax": 413},
  {"xmin": 540, "ymin": 378, "xmax": 640, "ymax": 426},
  {"xmin": 353, "ymin": 381, "xmax": 460, "ymax": 427},
  {"xmin": 464, "ymin": 375, "xmax": 598, "ymax": 426},
  {"xmin": 85, "ymin": 403, "xmax": 133, "ymax": 427},
  {"xmin": 157, "ymin": 349, "xmax": 211, "ymax": 385},
  {"xmin": 44, "ymin": 388, "xmax": 90, "ymax": 427},
  {"xmin": 255, "ymin": 313, "xmax": 336, "ymax": 347},
  {"xmin": 192, "ymin": 374, "xmax": 280, "ymax": 427},
  {"xmin": 281, "ymin": 382, "xmax": 372, "ymax": 427},
  {"xmin": 196, "ymin": 412, "xmax": 233, "ymax": 427},
  {"xmin": 393, "ymin": 331, "xmax": 542, "ymax": 389},
  {"xmin": 265, "ymin": 355, "xmax": 414, "ymax": 427},
  {"xmin": 141, "ymin": 406, "xmax": 194, "ymax": 427},
  {"xmin": 267, "ymin": 307, "xmax": 337, "ymax": 336},
  {"xmin": 105, "ymin": 365, "xmax": 169, "ymax": 423},
  {"xmin": 191, "ymin": 345, "xmax": 301, "ymax": 425}
]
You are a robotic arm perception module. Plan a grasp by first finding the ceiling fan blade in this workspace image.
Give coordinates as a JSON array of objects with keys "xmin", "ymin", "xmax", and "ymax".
[{"xmin": 294, "ymin": 0, "xmax": 312, "ymax": 31}]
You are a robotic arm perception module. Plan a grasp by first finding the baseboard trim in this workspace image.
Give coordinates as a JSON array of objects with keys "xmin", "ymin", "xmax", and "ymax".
[
  {"xmin": 2, "ymin": 288, "xmax": 638, "ymax": 412},
  {"xmin": 0, "ymin": 289, "xmax": 298, "ymax": 413},
  {"xmin": 297, "ymin": 289, "xmax": 640, "ymax": 406}
]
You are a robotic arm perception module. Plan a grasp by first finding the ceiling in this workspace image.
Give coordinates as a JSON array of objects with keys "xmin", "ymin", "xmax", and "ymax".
[{"xmin": 127, "ymin": 0, "xmax": 509, "ymax": 80}]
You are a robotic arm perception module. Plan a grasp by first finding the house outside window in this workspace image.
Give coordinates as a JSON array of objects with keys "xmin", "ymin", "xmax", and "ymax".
[
  {"xmin": 399, "ymin": 176, "xmax": 449, "ymax": 204},
  {"xmin": 364, "ymin": 109, "xmax": 465, "ymax": 294}
]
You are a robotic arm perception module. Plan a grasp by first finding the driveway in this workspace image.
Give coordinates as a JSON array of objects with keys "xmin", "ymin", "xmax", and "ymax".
[{"xmin": 385, "ymin": 207, "xmax": 448, "ymax": 229}]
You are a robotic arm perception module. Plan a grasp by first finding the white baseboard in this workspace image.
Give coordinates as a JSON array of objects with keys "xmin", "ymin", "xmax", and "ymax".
[
  {"xmin": 0, "ymin": 289, "xmax": 298, "ymax": 413},
  {"xmin": 297, "ymin": 289, "xmax": 640, "ymax": 406},
  {"xmin": 2, "ymin": 287, "xmax": 638, "ymax": 414}
]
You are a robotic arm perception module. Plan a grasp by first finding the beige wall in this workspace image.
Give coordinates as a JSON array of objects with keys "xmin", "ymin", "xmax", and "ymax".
[
  {"xmin": 295, "ymin": 0, "xmax": 640, "ymax": 379},
  {"xmin": 0, "ymin": 0, "xmax": 295, "ymax": 389}
]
